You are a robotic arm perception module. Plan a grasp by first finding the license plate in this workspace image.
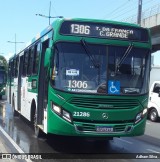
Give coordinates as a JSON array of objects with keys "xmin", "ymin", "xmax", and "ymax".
[{"xmin": 96, "ymin": 126, "xmax": 113, "ymax": 132}]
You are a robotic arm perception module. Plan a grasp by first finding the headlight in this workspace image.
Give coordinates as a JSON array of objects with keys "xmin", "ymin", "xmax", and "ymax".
[
  {"xmin": 0, "ymin": 87, "xmax": 6, "ymax": 93},
  {"xmin": 52, "ymin": 104, "xmax": 61, "ymax": 115},
  {"xmin": 51, "ymin": 102, "xmax": 72, "ymax": 123},
  {"xmin": 142, "ymin": 108, "xmax": 147, "ymax": 115}
]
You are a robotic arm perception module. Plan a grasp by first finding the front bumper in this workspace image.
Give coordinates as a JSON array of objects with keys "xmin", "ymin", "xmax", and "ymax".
[{"xmin": 48, "ymin": 110, "xmax": 147, "ymax": 137}]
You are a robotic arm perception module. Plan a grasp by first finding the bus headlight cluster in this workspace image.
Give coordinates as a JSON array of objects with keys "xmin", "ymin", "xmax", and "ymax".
[
  {"xmin": 52, "ymin": 103, "xmax": 72, "ymax": 123},
  {"xmin": 52, "ymin": 104, "xmax": 61, "ymax": 115},
  {"xmin": 62, "ymin": 110, "xmax": 72, "ymax": 123},
  {"xmin": 0, "ymin": 87, "xmax": 6, "ymax": 93},
  {"xmin": 135, "ymin": 108, "xmax": 148, "ymax": 124}
]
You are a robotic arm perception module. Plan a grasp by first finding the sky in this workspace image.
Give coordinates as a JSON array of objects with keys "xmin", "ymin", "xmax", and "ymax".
[{"xmin": 0, "ymin": 0, "xmax": 160, "ymax": 64}]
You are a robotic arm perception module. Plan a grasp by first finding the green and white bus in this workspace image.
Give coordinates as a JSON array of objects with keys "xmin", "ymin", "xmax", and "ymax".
[
  {"xmin": 7, "ymin": 18, "xmax": 151, "ymax": 138},
  {"xmin": 0, "ymin": 55, "xmax": 7, "ymax": 99}
]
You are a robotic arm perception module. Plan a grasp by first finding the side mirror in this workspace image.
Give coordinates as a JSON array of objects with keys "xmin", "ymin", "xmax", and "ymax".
[{"xmin": 44, "ymin": 48, "xmax": 51, "ymax": 68}]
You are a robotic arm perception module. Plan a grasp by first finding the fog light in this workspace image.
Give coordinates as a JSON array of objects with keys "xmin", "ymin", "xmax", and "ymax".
[
  {"xmin": 135, "ymin": 112, "xmax": 142, "ymax": 124},
  {"xmin": 125, "ymin": 126, "xmax": 133, "ymax": 132},
  {"xmin": 62, "ymin": 110, "xmax": 72, "ymax": 123},
  {"xmin": 52, "ymin": 104, "xmax": 61, "ymax": 115}
]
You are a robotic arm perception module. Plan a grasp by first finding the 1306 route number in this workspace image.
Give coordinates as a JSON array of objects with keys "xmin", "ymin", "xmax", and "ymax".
[
  {"xmin": 71, "ymin": 24, "xmax": 90, "ymax": 35},
  {"xmin": 68, "ymin": 80, "xmax": 88, "ymax": 89}
]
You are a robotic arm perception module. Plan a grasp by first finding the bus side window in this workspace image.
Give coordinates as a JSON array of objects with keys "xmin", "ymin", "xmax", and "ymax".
[
  {"xmin": 33, "ymin": 43, "xmax": 40, "ymax": 74},
  {"xmin": 15, "ymin": 56, "xmax": 19, "ymax": 77},
  {"xmin": 27, "ymin": 47, "xmax": 34, "ymax": 75},
  {"xmin": 13, "ymin": 58, "xmax": 16, "ymax": 78},
  {"xmin": 8, "ymin": 62, "xmax": 11, "ymax": 78},
  {"xmin": 11, "ymin": 60, "xmax": 14, "ymax": 78},
  {"xmin": 22, "ymin": 51, "xmax": 28, "ymax": 77},
  {"xmin": 27, "ymin": 48, "xmax": 31, "ymax": 76}
]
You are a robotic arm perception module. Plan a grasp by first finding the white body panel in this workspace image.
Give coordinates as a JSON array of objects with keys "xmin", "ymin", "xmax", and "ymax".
[
  {"xmin": 44, "ymin": 108, "xmax": 47, "ymax": 133},
  {"xmin": 21, "ymin": 91, "xmax": 37, "ymax": 121},
  {"xmin": 7, "ymin": 70, "xmax": 48, "ymax": 134},
  {"xmin": 11, "ymin": 76, "xmax": 38, "ymax": 121},
  {"xmin": 14, "ymin": 78, "xmax": 18, "ymax": 110}
]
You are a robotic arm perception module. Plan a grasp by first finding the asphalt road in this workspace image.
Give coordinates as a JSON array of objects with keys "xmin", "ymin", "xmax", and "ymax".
[{"xmin": 0, "ymin": 100, "xmax": 160, "ymax": 162}]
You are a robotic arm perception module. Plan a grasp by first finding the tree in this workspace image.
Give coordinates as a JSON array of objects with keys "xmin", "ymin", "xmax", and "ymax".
[{"xmin": 0, "ymin": 55, "xmax": 8, "ymax": 71}]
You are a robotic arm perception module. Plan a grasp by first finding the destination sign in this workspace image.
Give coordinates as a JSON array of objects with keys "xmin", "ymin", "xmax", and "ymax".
[{"xmin": 60, "ymin": 21, "xmax": 149, "ymax": 42}]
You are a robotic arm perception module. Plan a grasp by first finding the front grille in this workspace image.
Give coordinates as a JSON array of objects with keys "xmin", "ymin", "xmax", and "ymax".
[
  {"xmin": 69, "ymin": 97, "xmax": 139, "ymax": 109},
  {"xmin": 73, "ymin": 118, "xmax": 134, "ymax": 124},
  {"xmin": 114, "ymin": 125, "xmax": 126, "ymax": 132},
  {"xmin": 76, "ymin": 124, "xmax": 96, "ymax": 132},
  {"xmin": 75, "ymin": 123, "xmax": 133, "ymax": 133}
]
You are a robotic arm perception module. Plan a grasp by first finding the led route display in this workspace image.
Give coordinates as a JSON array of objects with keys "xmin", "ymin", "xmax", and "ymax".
[{"xmin": 60, "ymin": 20, "xmax": 149, "ymax": 42}]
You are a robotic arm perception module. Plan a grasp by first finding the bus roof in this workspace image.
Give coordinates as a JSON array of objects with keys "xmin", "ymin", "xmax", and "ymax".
[{"xmin": 61, "ymin": 17, "xmax": 142, "ymax": 28}]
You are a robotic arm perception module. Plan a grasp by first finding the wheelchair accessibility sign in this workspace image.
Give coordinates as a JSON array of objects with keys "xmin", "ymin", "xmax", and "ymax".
[{"xmin": 108, "ymin": 80, "xmax": 120, "ymax": 94}]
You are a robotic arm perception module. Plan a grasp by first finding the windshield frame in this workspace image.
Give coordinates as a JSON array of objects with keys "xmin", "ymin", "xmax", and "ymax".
[{"xmin": 50, "ymin": 41, "xmax": 151, "ymax": 96}]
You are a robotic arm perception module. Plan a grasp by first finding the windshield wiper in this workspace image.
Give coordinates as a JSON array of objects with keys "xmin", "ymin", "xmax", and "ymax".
[
  {"xmin": 116, "ymin": 42, "xmax": 134, "ymax": 72},
  {"xmin": 80, "ymin": 39, "xmax": 100, "ymax": 68}
]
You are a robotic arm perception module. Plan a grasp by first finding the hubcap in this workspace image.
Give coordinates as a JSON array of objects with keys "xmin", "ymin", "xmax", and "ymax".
[{"xmin": 151, "ymin": 111, "xmax": 156, "ymax": 121}]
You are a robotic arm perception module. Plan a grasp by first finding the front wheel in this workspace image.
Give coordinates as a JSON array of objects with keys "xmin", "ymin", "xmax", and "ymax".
[
  {"xmin": 12, "ymin": 97, "xmax": 19, "ymax": 116},
  {"xmin": 34, "ymin": 113, "xmax": 44, "ymax": 138},
  {"xmin": 35, "ymin": 125, "xmax": 44, "ymax": 138},
  {"xmin": 149, "ymin": 108, "xmax": 159, "ymax": 122}
]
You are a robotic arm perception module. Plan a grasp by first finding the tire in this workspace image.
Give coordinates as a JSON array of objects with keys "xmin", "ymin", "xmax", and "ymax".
[
  {"xmin": 12, "ymin": 96, "xmax": 18, "ymax": 116},
  {"xmin": 35, "ymin": 125, "xmax": 44, "ymax": 138},
  {"xmin": 33, "ymin": 112, "xmax": 44, "ymax": 138},
  {"xmin": 149, "ymin": 108, "xmax": 159, "ymax": 122}
]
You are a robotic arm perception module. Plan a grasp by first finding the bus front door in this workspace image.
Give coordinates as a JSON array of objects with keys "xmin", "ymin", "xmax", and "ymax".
[{"xmin": 37, "ymin": 39, "xmax": 49, "ymax": 126}]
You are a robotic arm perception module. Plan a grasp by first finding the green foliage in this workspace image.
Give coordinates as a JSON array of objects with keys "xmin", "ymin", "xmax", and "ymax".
[{"xmin": 0, "ymin": 55, "xmax": 8, "ymax": 72}]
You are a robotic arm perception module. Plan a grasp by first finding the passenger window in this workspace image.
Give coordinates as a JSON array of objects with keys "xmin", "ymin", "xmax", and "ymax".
[
  {"xmin": 15, "ymin": 57, "xmax": 19, "ymax": 77},
  {"xmin": 11, "ymin": 60, "xmax": 14, "ymax": 78},
  {"xmin": 33, "ymin": 43, "xmax": 40, "ymax": 74},
  {"xmin": 8, "ymin": 62, "xmax": 11, "ymax": 78},
  {"xmin": 27, "ymin": 48, "xmax": 34, "ymax": 75},
  {"xmin": 22, "ymin": 51, "xmax": 28, "ymax": 77}
]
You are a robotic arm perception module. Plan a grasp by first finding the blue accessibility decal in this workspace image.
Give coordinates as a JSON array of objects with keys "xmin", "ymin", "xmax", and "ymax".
[{"xmin": 108, "ymin": 80, "xmax": 120, "ymax": 95}]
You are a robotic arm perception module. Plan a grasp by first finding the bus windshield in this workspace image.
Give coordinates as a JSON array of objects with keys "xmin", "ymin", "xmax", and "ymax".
[{"xmin": 51, "ymin": 42, "xmax": 150, "ymax": 95}]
